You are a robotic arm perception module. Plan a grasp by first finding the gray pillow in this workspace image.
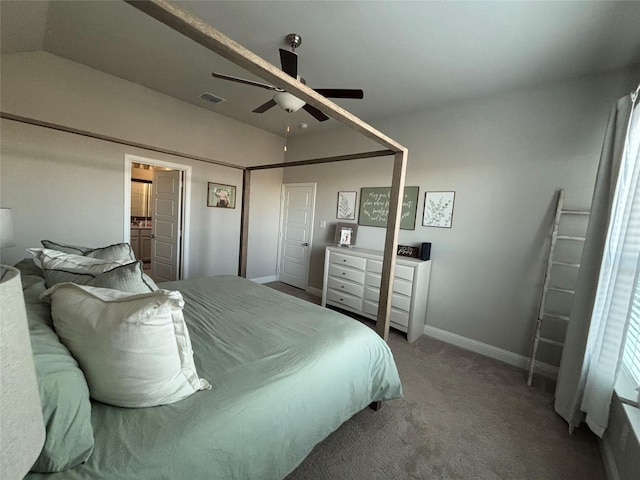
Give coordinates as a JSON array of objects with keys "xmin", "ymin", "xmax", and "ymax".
[
  {"xmin": 41, "ymin": 240, "xmax": 135, "ymax": 261},
  {"xmin": 44, "ymin": 261, "xmax": 158, "ymax": 293},
  {"xmin": 15, "ymin": 263, "xmax": 95, "ymax": 473}
]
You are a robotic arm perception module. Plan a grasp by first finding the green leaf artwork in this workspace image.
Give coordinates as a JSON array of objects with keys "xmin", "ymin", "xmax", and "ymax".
[
  {"xmin": 423, "ymin": 191, "xmax": 455, "ymax": 228},
  {"xmin": 337, "ymin": 191, "xmax": 356, "ymax": 220}
]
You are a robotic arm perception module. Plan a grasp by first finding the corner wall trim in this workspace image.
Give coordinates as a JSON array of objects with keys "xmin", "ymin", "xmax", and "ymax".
[
  {"xmin": 423, "ymin": 325, "xmax": 559, "ymax": 379},
  {"xmin": 306, "ymin": 286, "xmax": 322, "ymax": 298},
  {"xmin": 599, "ymin": 437, "xmax": 621, "ymax": 480}
]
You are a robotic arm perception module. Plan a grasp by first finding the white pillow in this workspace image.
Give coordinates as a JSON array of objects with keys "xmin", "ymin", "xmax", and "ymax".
[
  {"xmin": 28, "ymin": 248, "xmax": 132, "ymax": 272},
  {"xmin": 40, "ymin": 283, "xmax": 211, "ymax": 408}
]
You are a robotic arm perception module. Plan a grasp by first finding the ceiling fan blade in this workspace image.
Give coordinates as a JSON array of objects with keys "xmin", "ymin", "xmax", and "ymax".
[
  {"xmin": 303, "ymin": 104, "xmax": 329, "ymax": 122},
  {"xmin": 314, "ymin": 89, "xmax": 364, "ymax": 99},
  {"xmin": 211, "ymin": 72, "xmax": 279, "ymax": 91},
  {"xmin": 279, "ymin": 49, "xmax": 298, "ymax": 78},
  {"xmin": 252, "ymin": 99, "xmax": 277, "ymax": 114}
]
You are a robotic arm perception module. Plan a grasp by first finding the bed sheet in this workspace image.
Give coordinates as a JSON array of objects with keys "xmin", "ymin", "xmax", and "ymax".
[{"xmin": 25, "ymin": 274, "xmax": 402, "ymax": 480}]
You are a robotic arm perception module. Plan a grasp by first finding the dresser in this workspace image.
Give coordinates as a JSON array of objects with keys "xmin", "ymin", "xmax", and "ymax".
[{"xmin": 321, "ymin": 246, "xmax": 432, "ymax": 342}]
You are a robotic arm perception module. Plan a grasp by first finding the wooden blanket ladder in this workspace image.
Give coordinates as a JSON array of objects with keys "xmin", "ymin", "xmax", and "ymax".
[{"xmin": 527, "ymin": 190, "xmax": 590, "ymax": 385}]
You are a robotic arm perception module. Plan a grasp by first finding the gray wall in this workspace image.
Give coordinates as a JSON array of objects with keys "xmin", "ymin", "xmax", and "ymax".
[
  {"xmin": 602, "ymin": 395, "xmax": 640, "ymax": 480},
  {"xmin": 0, "ymin": 51, "xmax": 283, "ymax": 279},
  {"xmin": 286, "ymin": 68, "xmax": 639, "ymax": 367}
]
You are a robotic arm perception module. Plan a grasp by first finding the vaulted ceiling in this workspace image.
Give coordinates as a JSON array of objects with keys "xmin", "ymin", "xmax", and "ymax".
[{"xmin": 2, "ymin": 1, "xmax": 640, "ymax": 136}]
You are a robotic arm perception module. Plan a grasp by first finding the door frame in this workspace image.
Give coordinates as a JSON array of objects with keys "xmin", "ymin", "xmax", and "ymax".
[
  {"xmin": 124, "ymin": 154, "xmax": 192, "ymax": 279},
  {"xmin": 276, "ymin": 182, "xmax": 317, "ymax": 289}
]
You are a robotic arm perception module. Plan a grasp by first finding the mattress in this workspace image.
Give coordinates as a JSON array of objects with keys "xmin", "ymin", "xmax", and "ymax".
[{"xmin": 24, "ymin": 272, "xmax": 402, "ymax": 479}]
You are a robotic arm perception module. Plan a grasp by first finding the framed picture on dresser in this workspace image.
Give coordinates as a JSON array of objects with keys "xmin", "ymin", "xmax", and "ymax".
[{"xmin": 334, "ymin": 223, "xmax": 358, "ymax": 246}]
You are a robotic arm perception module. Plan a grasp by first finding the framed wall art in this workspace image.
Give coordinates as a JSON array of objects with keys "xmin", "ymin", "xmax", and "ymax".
[
  {"xmin": 423, "ymin": 191, "xmax": 455, "ymax": 228},
  {"xmin": 358, "ymin": 186, "xmax": 419, "ymax": 230},
  {"xmin": 336, "ymin": 191, "xmax": 357, "ymax": 220},
  {"xmin": 207, "ymin": 182, "xmax": 236, "ymax": 208}
]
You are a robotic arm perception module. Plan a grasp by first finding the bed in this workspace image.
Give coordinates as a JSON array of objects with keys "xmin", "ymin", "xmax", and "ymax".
[{"xmin": 15, "ymin": 258, "xmax": 402, "ymax": 480}]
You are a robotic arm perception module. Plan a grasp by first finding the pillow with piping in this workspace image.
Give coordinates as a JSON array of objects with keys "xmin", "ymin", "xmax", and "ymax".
[
  {"xmin": 28, "ymin": 248, "xmax": 133, "ymax": 272},
  {"xmin": 43, "ymin": 261, "xmax": 158, "ymax": 293},
  {"xmin": 41, "ymin": 283, "xmax": 211, "ymax": 408},
  {"xmin": 41, "ymin": 240, "xmax": 135, "ymax": 261}
]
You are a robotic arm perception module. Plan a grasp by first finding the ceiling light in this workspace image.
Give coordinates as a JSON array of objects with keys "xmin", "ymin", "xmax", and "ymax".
[{"xmin": 273, "ymin": 92, "xmax": 305, "ymax": 113}]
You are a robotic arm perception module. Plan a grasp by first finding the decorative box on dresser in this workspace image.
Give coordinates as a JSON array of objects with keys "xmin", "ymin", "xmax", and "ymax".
[{"xmin": 321, "ymin": 246, "xmax": 432, "ymax": 342}]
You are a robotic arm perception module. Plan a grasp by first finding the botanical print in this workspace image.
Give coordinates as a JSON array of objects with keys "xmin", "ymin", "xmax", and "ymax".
[
  {"xmin": 337, "ymin": 191, "xmax": 356, "ymax": 220},
  {"xmin": 423, "ymin": 191, "xmax": 455, "ymax": 228}
]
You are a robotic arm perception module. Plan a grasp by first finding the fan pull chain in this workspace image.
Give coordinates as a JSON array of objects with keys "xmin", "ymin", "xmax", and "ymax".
[{"xmin": 283, "ymin": 113, "xmax": 291, "ymax": 154}]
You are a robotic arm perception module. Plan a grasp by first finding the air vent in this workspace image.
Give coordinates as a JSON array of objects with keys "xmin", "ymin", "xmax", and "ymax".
[{"xmin": 199, "ymin": 92, "xmax": 226, "ymax": 104}]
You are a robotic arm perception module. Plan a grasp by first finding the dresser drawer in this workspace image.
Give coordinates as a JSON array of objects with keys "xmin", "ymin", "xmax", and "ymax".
[
  {"xmin": 329, "ymin": 264, "xmax": 366, "ymax": 284},
  {"xmin": 394, "ymin": 264, "xmax": 414, "ymax": 281},
  {"xmin": 364, "ymin": 287, "xmax": 411, "ymax": 312},
  {"xmin": 327, "ymin": 277, "xmax": 364, "ymax": 298},
  {"xmin": 363, "ymin": 300, "xmax": 378, "ymax": 317},
  {"xmin": 367, "ymin": 259, "xmax": 383, "ymax": 274},
  {"xmin": 362, "ymin": 301, "xmax": 410, "ymax": 328},
  {"xmin": 366, "ymin": 259, "xmax": 414, "ymax": 282},
  {"xmin": 327, "ymin": 289, "xmax": 363, "ymax": 311},
  {"xmin": 330, "ymin": 252, "xmax": 367, "ymax": 270},
  {"xmin": 390, "ymin": 309, "xmax": 409, "ymax": 328},
  {"xmin": 365, "ymin": 273, "xmax": 413, "ymax": 296},
  {"xmin": 392, "ymin": 278, "xmax": 412, "ymax": 296}
]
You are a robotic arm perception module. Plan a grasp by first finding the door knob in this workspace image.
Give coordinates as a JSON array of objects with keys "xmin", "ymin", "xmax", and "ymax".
[
  {"xmin": 302, "ymin": 242, "xmax": 309, "ymax": 246},
  {"xmin": 149, "ymin": 234, "xmax": 156, "ymax": 239}
]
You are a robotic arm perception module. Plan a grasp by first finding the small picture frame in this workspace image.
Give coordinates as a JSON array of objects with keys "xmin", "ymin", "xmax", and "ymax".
[
  {"xmin": 423, "ymin": 191, "xmax": 455, "ymax": 228},
  {"xmin": 334, "ymin": 222, "xmax": 358, "ymax": 246},
  {"xmin": 337, "ymin": 191, "xmax": 357, "ymax": 220},
  {"xmin": 397, "ymin": 245, "xmax": 419, "ymax": 258},
  {"xmin": 207, "ymin": 182, "xmax": 236, "ymax": 208}
]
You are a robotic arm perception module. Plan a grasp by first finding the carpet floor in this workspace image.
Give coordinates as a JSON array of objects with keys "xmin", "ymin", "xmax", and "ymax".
[{"xmin": 265, "ymin": 282, "xmax": 605, "ymax": 480}]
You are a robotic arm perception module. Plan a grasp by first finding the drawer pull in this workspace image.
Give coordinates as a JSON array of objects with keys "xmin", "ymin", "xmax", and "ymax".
[{"xmin": 341, "ymin": 286, "xmax": 345, "ymax": 289}]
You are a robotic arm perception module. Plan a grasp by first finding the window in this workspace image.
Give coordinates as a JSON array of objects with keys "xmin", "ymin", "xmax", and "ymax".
[{"xmin": 621, "ymin": 276, "xmax": 640, "ymax": 390}]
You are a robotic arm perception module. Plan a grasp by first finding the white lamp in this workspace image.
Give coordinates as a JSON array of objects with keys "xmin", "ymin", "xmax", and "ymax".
[
  {"xmin": 0, "ymin": 209, "xmax": 45, "ymax": 478},
  {"xmin": 273, "ymin": 91, "xmax": 306, "ymax": 113}
]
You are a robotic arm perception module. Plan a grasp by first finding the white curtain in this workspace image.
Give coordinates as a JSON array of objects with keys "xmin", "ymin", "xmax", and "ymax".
[
  {"xmin": 554, "ymin": 90, "xmax": 638, "ymax": 434},
  {"xmin": 580, "ymin": 94, "xmax": 639, "ymax": 436}
]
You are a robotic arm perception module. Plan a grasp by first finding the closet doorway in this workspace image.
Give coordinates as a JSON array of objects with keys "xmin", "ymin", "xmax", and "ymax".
[
  {"xmin": 124, "ymin": 154, "xmax": 192, "ymax": 281},
  {"xmin": 277, "ymin": 183, "xmax": 316, "ymax": 289}
]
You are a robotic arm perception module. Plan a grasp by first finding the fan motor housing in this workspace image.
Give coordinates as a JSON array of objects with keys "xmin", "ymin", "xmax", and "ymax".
[{"xmin": 286, "ymin": 33, "xmax": 302, "ymax": 50}]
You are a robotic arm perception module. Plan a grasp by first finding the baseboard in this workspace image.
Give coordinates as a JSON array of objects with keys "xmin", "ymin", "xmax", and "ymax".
[
  {"xmin": 423, "ymin": 325, "xmax": 558, "ymax": 379},
  {"xmin": 306, "ymin": 286, "xmax": 322, "ymax": 298},
  {"xmin": 250, "ymin": 275, "xmax": 277, "ymax": 284},
  {"xmin": 600, "ymin": 437, "xmax": 621, "ymax": 480}
]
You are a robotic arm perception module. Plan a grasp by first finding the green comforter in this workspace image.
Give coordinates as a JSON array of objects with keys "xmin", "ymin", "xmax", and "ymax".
[{"xmin": 25, "ymin": 274, "xmax": 402, "ymax": 480}]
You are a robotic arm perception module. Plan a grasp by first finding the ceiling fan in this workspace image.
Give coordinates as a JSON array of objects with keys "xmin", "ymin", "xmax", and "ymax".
[{"xmin": 211, "ymin": 33, "xmax": 364, "ymax": 122}]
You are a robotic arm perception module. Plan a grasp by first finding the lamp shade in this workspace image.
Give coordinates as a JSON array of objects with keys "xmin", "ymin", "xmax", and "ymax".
[
  {"xmin": 0, "ymin": 265, "xmax": 45, "ymax": 478},
  {"xmin": 0, "ymin": 209, "xmax": 15, "ymax": 248},
  {"xmin": 273, "ymin": 92, "xmax": 306, "ymax": 113}
]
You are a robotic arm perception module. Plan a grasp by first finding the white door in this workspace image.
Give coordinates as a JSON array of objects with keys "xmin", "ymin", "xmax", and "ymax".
[
  {"xmin": 151, "ymin": 170, "xmax": 183, "ymax": 282},
  {"xmin": 278, "ymin": 183, "xmax": 316, "ymax": 289}
]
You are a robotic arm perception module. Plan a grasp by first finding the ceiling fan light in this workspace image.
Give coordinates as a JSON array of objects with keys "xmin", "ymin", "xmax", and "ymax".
[{"xmin": 273, "ymin": 92, "xmax": 306, "ymax": 113}]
